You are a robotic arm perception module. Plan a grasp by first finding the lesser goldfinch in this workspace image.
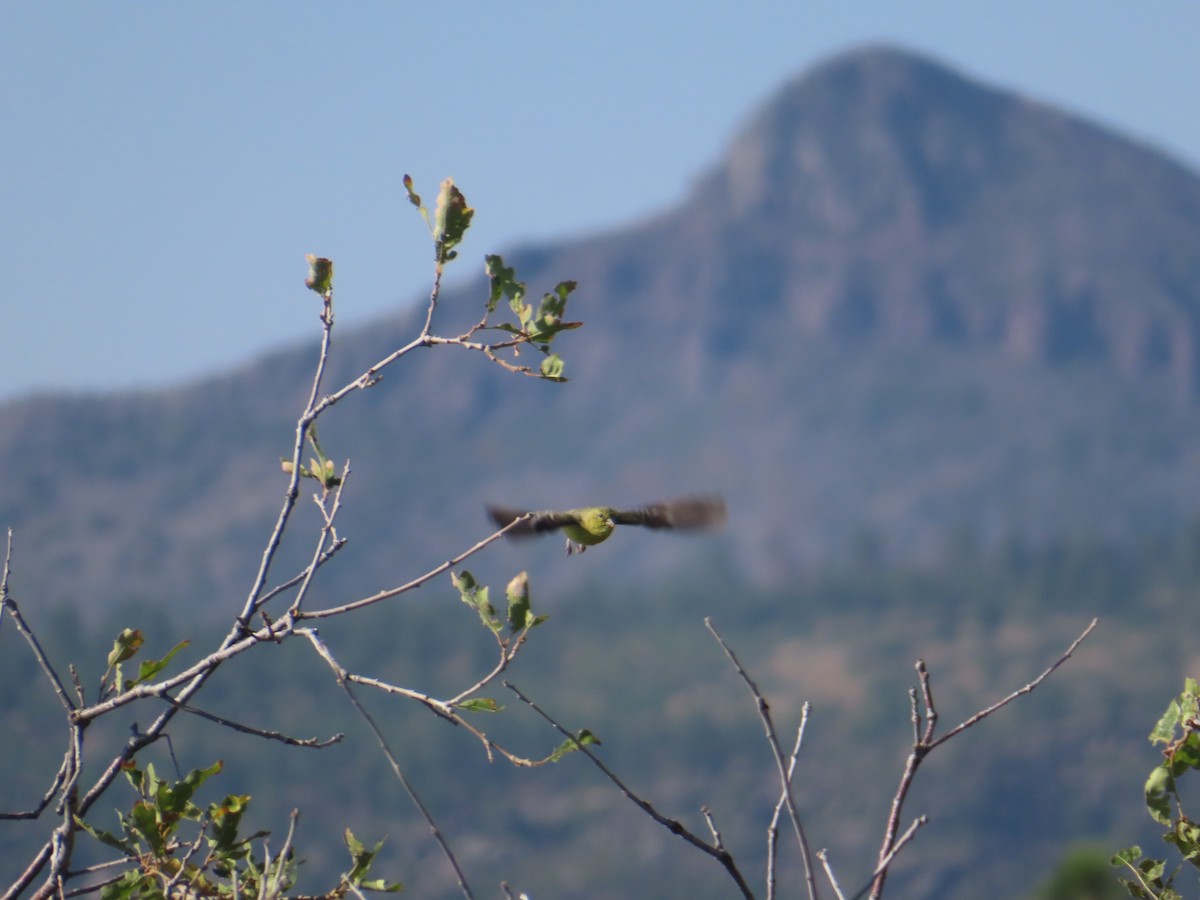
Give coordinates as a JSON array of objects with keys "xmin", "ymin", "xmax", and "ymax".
[{"xmin": 486, "ymin": 496, "xmax": 727, "ymax": 555}]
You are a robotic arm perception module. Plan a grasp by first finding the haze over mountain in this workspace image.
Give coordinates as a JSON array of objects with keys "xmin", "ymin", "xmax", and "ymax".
[
  {"xmin": 4, "ymin": 44, "xmax": 1200, "ymax": 614},
  {"xmin": 10, "ymin": 44, "xmax": 1200, "ymax": 899}
]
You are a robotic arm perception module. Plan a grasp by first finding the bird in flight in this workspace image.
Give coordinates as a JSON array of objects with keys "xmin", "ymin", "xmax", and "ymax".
[{"xmin": 486, "ymin": 496, "xmax": 727, "ymax": 555}]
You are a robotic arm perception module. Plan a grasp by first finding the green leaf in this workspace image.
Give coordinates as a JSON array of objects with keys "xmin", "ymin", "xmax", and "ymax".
[
  {"xmin": 107, "ymin": 628, "xmax": 144, "ymax": 669},
  {"xmin": 358, "ymin": 879, "xmax": 405, "ymax": 892},
  {"xmin": 181, "ymin": 760, "xmax": 224, "ymax": 795},
  {"xmin": 452, "ymin": 570, "xmax": 502, "ymax": 633},
  {"xmin": 304, "ymin": 254, "xmax": 334, "ymax": 295},
  {"xmin": 1145, "ymin": 764, "xmax": 1174, "ymax": 826},
  {"xmin": 540, "ymin": 354, "xmax": 566, "ymax": 380},
  {"xmin": 402, "ymin": 173, "xmax": 423, "ymax": 210},
  {"xmin": 317, "ymin": 457, "xmax": 341, "ymax": 489},
  {"xmin": 433, "ymin": 178, "xmax": 474, "ymax": 265},
  {"xmin": 120, "ymin": 758, "xmax": 146, "ymax": 792},
  {"xmin": 1134, "ymin": 856, "xmax": 1166, "ymax": 882},
  {"xmin": 1166, "ymin": 816, "xmax": 1200, "ymax": 864},
  {"xmin": 208, "ymin": 793, "xmax": 250, "ymax": 854},
  {"xmin": 1151, "ymin": 680, "xmax": 1200, "ymax": 744},
  {"xmin": 1111, "ymin": 845, "xmax": 1142, "ymax": 866},
  {"xmin": 129, "ymin": 800, "xmax": 166, "ymax": 855},
  {"xmin": 521, "ymin": 282, "xmax": 581, "ymax": 346},
  {"xmin": 485, "ymin": 254, "xmax": 524, "ymax": 315},
  {"xmin": 504, "ymin": 570, "xmax": 548, "ymax": 632},
  {"xmin": 456, "ymin": 697, "xmax": 502, "ymax": 713},
  {"xmin": 1174, "ymin": 734, "xmax": 1200, "ymax": 771},
  {"xmin": 548, "ymin": 729, "xmax": 601, "ymax": 763},
  {"xmin": 100, "ymin": 871, "xmax": 153, "ymax": 900},
  {"xmin": 529, "ymin": 318, "xmax": 584, "ymax": 345},
  {"xmin": 1152, "ymin": 697, "xmax": 1187, "ymax": 744},
  {"xmin": 132, "ymin": 639, "xmax": 191, "ymax": 686},
  {"xmin": 74, "ymin": 815, "xmax": 134, "ymax": 853},
  {"xmin": 506, "ymin": 572, "xmax": 531, "ymax": 632},
  {"xmin": 344, "ymin": 828, "xmax": 390, "ymax": 886}
]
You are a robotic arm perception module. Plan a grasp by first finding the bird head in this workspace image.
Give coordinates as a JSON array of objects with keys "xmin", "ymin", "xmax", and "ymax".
[{"xmin": 577, "ymin": 506, "xmax": 617, "ymax": 540}]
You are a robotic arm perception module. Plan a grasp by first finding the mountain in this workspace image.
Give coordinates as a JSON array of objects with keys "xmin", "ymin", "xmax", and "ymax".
[
  {"xmin": 6, "ymin": 44, "xmax": 1200, "ymax": 897},
  {"xmin": 697, "ymin": 47, "xmax": 1200, "ymax": 379},
  {"xmin": 4, "ymin": 46, "xmax": 1200, "ymax": 614}
]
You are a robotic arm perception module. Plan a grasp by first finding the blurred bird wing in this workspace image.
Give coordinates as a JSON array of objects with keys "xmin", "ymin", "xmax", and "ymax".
[
  {"xmin": 611, "ymin": 496, "xmax": 727, "ymax": 530},
  {"xmin": 487, "ymin": 505, "xmax": 581, "ymax": 536}
]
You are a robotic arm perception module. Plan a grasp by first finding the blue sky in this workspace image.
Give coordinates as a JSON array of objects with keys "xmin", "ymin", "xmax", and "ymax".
[{"xmin": 3, "ymin": 2, "xmax": 1197, "ymax": 401}]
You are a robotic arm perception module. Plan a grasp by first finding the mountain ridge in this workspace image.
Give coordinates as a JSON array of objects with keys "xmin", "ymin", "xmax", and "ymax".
[{"xmin": 4, "ymin": 44, "xmax": 1200, "ymax": 612}]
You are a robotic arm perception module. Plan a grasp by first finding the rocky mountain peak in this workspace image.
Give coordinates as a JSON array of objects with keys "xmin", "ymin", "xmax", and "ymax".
[{"xmin": 675, "ymin": 46, "xmax": 1200, "ymax": 392}]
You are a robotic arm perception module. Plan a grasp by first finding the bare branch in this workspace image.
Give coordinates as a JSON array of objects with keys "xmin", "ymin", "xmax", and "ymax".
[
  {"xmin": 419, "ymin": 263, "xmax": 444, "ymax": 338},
  {"xmin": 929, "ymin": 617, "xmax": 1098, "ymax": 751},
  {"xmin": 423, "ymin": 334, "xmax": 554, "ymax": 378},
  {"xmin": 269, "ymin": 810, "xmax": 301, "ymax": 897},
  {"xmin": 322, "ymin": 334, "xmax": 430, "ymax": 407},
  {"xmin": 706, "ymin": 618, "xmax": 817, "ymax": 900},
  {"xmin": 165, "ymin": 698, "xmax": 344, "ymax": 748},
  {"xmin": 843, "ymin": 817, "xmax": 928, "ymax": 900},
  {"xmin": 767, "ymin": 703, "xmax": 810, "ymax": 900},
  {"xmin": 253, "ymin": 539, "xmax": 347, "ymax": 610},
  {"xmin": 300, "ymin": 629, "xmax": 475, "ymax": 900},
  {"xmin": 233, "ymin": 293, "xmax": 339, "ymax": 634},
  {"xmin": 162, "ymin": 818, "xmax": 209, "ymax": 896},
  {"xmin": 505, "ymin": 680, "xmax": 756, "ymax": 900},
  {"xmin": 283, "ymin": 464, "xmax": 352, "ymax": 617},
  {"xmin": 816, "ymin": 849, "xmax": 847, "ymax": 900},
  {"xmin": 1, "ymin": 532, "xmax": 77, "ymax": 715},
  {"xmin": 299, "ymin": 519, "xmax": 529, "ymax": 619},
  {"xmin": 444, "ymin": 624, "xmax": 535, "ymax": 707},
  {"xmin": 872, "ymin": 817, "xmax": 927, "ymax": 883},
  {"xmin": 702, "ymin": 806, "xmax": 727, "ymax": 853},
  {"xmin": 0, "ymin": 751, "xmax": 71, "ymax": 821},
  {"xmin": 867, "ymin": 618, "xmax": 1098, "ymax": 899}
]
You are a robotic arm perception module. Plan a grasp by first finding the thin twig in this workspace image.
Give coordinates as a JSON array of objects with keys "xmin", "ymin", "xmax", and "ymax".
[
  {"xmin": 285, "ymin": 465, "xmax": 352, "ymax": 616},
  {"xmin": 445, "ymin": 624, "xmax": 533, "ymax": 707},
  {"xmin": 299, "ymin": 520, "xmax": 528, "ymax": 619},
  {"xmin": 60, "ymin": 855, "xmax": 128, "ymax": 897},
  {"xmin": 340, "ymin": 670, "xmax": 537, "ymax": 767},
  {"xmin": 253, "ymin": 539, "xmax": 347, "ymax": 610},
  {"xmin": 505, "ymin": 680, "xmax": 756, "ymax": 899},
  {"xmin": 929, "ymin": 618, "xmax": 1098, "ymax": 751},
  {"xmin": 872, "ymin": 817, "xmax": 927, "ymax": 882},
  {"xmin": 162, "ymin": 820, "xmax": 208, "ymax": 896},
  {"xmin": 423, "ymin": 334, "xmax": 550, "ymax": 377},
  {"xmin": 0, "ymin": 752, "xmax": 71, "ymax": 821},
  {"xmin": 419, "ymin": 265, "xmax": 443, "ymax": 338},
  {"xmin": 867, "ymin": 618, "xmax": 1098, "ymax": 899},
  {"xmin": 702, "ymin": 806, "xmax": 727, "ymax": 852},
  {"xmin": 1, "ymin": 533, "xmax": 77, "ymax": 715},
  {"xmin": 302, "ymin": 629, "xmax": 474, "ymax": 900},
  {"xmin": 845, "ymin": 817, "xmax": 927, "ymax": 900},
  {"xmin": 165, "ymin": 699, "xmax": 343, "ymax": 748},
  {"xmin": 706, "ymin": 618, "xmax": 817, "ymax": 900},
  {"xmin": 816, "ymin": 849, "xmax": 847, "ymax": 900},
  {"xmin": 234, "ymin": 290, "xmax": 338, "ymax": 633},
  {"xmin": 322, "ymin": 334, "xmax": 429, "ymax": 408},
  {"xmin": 270, "ymin": 810, "xmax": 301, "ymax": 897},
  {"xmin": 767, "ymin": 703, "xmax": 810, "ymax": 900}
]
